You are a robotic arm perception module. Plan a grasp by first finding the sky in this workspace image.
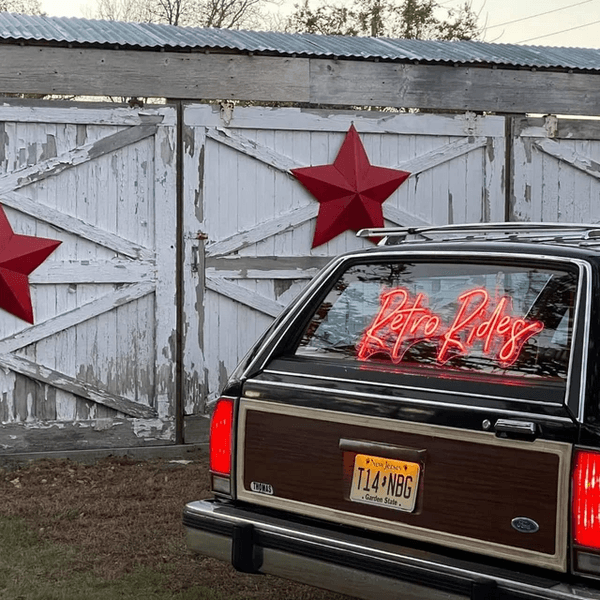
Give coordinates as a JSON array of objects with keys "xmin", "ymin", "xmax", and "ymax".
[{"xmin": 39, "ymin": 0, "xmax": 600, "ymax": 48}]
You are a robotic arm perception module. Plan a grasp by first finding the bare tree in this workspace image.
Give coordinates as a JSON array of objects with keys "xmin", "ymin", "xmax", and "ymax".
[
  {"xmin": 0, "ymin": 0, "xmax": 42, "ymax": 14},
  {"xmin": 89, "ymin": 0, "xmax": 269, "ymax": 28},
  {"xmin": 285, "ymin": 0, "xmax": 481, "ymax": 40},
  {"xmin": 93, "ymin": 0, "xmax": 153, "ymax": 22},
  {"xmin": 200, "ymin": 0, "xmax": 265, "ymax": 28}
]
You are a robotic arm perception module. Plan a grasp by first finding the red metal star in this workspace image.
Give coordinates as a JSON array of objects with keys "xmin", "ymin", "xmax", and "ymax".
[
  {"xmin": 0, "ymin": 204, "xmax": 61, "ymax": 323},
  {"xmin": 292, "ymin": 124, "xmax": 410, "ymax": 247}
]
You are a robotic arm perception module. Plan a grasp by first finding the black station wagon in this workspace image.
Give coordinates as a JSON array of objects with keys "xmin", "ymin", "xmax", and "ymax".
[{"xmin": 183, "ymin": 223, "xmax": 600, "ymax": 600}]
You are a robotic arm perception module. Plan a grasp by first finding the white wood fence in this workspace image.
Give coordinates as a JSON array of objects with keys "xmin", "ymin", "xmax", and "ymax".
[{"xmin": 0, "ymin": 102, "xmax": 598, "ymax": 451}]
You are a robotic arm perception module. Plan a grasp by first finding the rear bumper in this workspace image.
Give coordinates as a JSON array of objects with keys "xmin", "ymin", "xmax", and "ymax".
[{"xmin": 183, "ymin": 500, "xmax": 600, "ymax": 600}]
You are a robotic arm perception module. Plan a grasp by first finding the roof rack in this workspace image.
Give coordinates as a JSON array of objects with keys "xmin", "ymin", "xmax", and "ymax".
[{"xmin": 356, "ymin": 222, "xmax": 600, "ymax": 246}]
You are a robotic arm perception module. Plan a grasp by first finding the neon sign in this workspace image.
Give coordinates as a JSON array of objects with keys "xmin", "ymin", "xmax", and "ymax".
[{"xmin": 356, "ymin": 287, "xmax": 544, "ymax": 368}]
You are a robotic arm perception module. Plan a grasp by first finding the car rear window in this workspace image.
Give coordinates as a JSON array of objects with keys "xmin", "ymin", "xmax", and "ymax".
[{"xmin": 296, "ymin": 260, "xmax": 579, "ymax": 400}]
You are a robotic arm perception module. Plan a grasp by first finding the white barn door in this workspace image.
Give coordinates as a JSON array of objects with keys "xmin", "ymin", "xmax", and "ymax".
[
  {"xmin": 0, "ymin": 103, "xmax": 177, "ymax": 452},
  {"xmin": 182, "ymin": 105, "xmax": 506, "ymax": 420},
  {"xmin": 511, "ymin": 116, "xmax": 600, "ymax": 223}
]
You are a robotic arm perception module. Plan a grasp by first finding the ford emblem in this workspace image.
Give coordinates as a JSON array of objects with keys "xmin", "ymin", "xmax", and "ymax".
[{"xmin": 511, "ymin": 517, "xmax": 539, "ymax": 534}]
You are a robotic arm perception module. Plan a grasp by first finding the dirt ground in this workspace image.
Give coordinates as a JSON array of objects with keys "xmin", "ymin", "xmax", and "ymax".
[{"xmin": 0, "ymin": 452, "xmax": 350, "ymax": 600}]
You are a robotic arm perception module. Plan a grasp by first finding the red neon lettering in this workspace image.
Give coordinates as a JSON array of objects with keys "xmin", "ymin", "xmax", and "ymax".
[
  {"xmin": 438, "ymin": 288, "xmax": 488, "ymax": 364},
  {"xmin": 357, "ymin": 289, "xmax": 441, "ymax": 364},
  {"xmin": 356, "ymin": 287, "xmax": 544, "ymax": 369}
]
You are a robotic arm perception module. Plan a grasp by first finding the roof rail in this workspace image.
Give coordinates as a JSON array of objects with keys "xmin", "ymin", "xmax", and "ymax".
[{"xmin": 356, "ymin": 222, "xmax": 600, "ymax": 245}]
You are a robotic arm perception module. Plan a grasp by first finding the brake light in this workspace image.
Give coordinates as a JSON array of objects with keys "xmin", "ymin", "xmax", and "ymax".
[
  {"xmin": 209, "ymin": 398, "xmax": 234, "ymax": 476},
  {"xmin": 573, "ymin": 449, "xmax": 600, "ymax": 549}
]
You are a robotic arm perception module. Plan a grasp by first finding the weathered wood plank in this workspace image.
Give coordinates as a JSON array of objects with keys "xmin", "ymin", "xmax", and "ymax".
[
  {"xmin": 0, "ymin": 354, "xmax": 156, "ymax": 418},
  {"xmin": 533, "ymin": 138, "xmax": 600, "ymax": 181},
  {"xmin": 0, "ymin": 103, "xmax": 174, "ymax": 126},
  {"xmin": 206, "ymin": 204, "xmax": 318, "ymax": 258},
  {"xmin": 186, "ymin": 105, "xmax": 506, "ymax": 137},
  {"xmin": 30, "ymin": 259, "xmax": 155, "ymax": 284},
  {"xmin": 153, "ymin": 121, "xmax": 178, "ymax": 420},
  {"xmin": 207, "ymin": 128, "xmax": 487, "ymax": 180},
  {"xmin": 0, "ymin": 419, "xmax": 175, "ymax": 453},
  {"xmin": 1, "ymin": 46, "xmax": 599, "ymax": 115},
  {"xmin": 0, "ymin": 46, "xmax": 310, "ymax": 103},
  {"xmin": 206, "ymin": 256, "xmax": 331, "ymax": 272},
  {"xmin": 206, "ymin": 127, "xmax": 299, "ymax": 174},
  {"xmin": 395, "ymin": 137, "xmax": 488, "ymax": 175},
  {"xmin": 0, "ymin": 123, "xmax": 158, "ymax": 195},
  {"xmin": 486, "ymin": 136, "xmax": 507, "ymax": 222},
  {"xmin": 206, "ymin": 276, "xmax": 285, "ymax": 318},
  {"xmin": 206, "ymin": 267, "xmax": 320, "ymax": 280},
  {"xmin": 309, "ymin": 60, "xmax": 600, "ymax": 116},
  {"xmin": 0, "ymin": 281, "xmax": 155, "ymax": 354},
  {"xmin": 1, "ymin": 191, "xmax": 153, "ymax": 260},
  {"xmin": 515, "ymin": 116, "xmax": 600, "ymax": 142},
  {"xmin": 383, "ymin": 204, "xmax": 431, "ymax": 227},
  {"xmin": 182, "ymin": 114, "xmax": 206, "ymax": 416}
]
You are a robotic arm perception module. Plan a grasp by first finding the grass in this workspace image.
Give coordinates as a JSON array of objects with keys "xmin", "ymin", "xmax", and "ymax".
[
  {"xmin": 0, "ymin": 516, "xmax": 224, "ymax": 600},
  {"xmin": 0, "ymin": 455, "xmax": 349, "ymax": 600}
]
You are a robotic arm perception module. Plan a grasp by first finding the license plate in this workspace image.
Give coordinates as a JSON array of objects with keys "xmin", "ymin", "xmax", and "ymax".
[{"xmin": 349, "ymin": 453, "xmax": 420, "ymax": 512}]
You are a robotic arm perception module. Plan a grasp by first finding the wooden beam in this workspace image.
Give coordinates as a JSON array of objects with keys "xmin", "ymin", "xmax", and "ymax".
[
  {"xmin": 309, "ymin": 61, "xmax": 600, "ymax": 116},
  {"xmin": 30, "ymin": 259, "xmax": 155, "ymax": 284},
  {"xmin": 0, "ymin": 46, "xmax": 598, "ymax": 115},
  {"xmin": 0, "ymin": 102, "xmax": 173, "ymax": 126},
  {"xmin": 0, "ymin": 420, "xmax": 176, "ymax": 454},
  {"xmin": 1, "ymin": 191, "xmax": 154, "ymax": 260},
  {"xmin": 205, "ymin": 267, "xmax": 320, "ymax": 280},
  {"xmin": 205, "ymin": 276, "xmax": 285, "ymax": 317},
  {"xmin": 395, "ymin": 137, "xmax": 488, "ymax": 175},
  {"xmin": 533, "ymin": 138, "xmax": 600, "ymax": 181},
  {"xmin": 208, "ymin": 127, "xmax": 488, "ymax": 178},
  {"xmin": 206, "ymin": 204, "xmax": 317, "ymax": 258},
  {"xmin": 0, "ymin": 281, "xmax": 155, "ymax": 354},
  {"xmin": 0, "ymin": 46, "xmax": 310, "ymax": 103},
  {"xmin": 206, "ymin": 256, "xmax": 331, "ymax": 273},
  {"xmin": 383, "ymin": 204, "xmax": 431, "ymax": 227},
  {"xmin": 206, "ymin": 128, "xmax": 299, "ymax": 174},
  {"xmin": 0, "ymin": 353, "xmax": 156, "ymax": 418},
  {"xmin": 0, "ymin": 123, "xmax": 158, "ymax": 195},
  {"xmin": 186, "ymin": 105, "xmax": 506, "ymax": 137}
]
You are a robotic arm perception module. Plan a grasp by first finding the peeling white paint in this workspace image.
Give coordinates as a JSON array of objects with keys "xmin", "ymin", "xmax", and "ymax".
[{"xmin": 0, "ymin": 105, "xmax": 178, "ymax": 453}]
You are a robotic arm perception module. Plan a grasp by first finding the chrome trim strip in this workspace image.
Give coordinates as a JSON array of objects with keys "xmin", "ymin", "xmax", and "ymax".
[
  {"xmin": 236, "ymin": 398, "xmax": 571, "ymax": 572},
  {"xmin": 262, "ymin": 368, "xmax": 562, "ymax": 407},
  {"xmin": 247, "ymin": 379, "xmax": 573, "ymax": 424},
  {"xmin": 258, "ymin": 547, "xmax": 468, "ymax": 600},
  {"xmin": 578, "ymin": 263, "xmax": 593, "ymax": 423}
]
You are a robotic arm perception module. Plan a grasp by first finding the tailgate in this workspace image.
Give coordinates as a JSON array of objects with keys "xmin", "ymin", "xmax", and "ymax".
[
  {"xmin": 235, "ymin": 254, "xmax": 584, "ymax": 574},
  {"xmin": 236, "ymin": 397, "xmax": 572, "ymax": 572}
]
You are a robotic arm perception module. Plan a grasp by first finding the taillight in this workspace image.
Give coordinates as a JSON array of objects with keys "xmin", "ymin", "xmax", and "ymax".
[
  {"xmin": 573, "ymin": 448, "xmax": 600, "ymax": 550},
  {"xmin": 209, "ymin": 398, "xmax": 234, "ymax": 476}
]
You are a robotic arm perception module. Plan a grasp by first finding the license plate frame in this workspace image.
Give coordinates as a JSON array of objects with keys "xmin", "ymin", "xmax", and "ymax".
[{"xmin": 349, "ymin": 453, "xmax": 420, "ymax": 512}]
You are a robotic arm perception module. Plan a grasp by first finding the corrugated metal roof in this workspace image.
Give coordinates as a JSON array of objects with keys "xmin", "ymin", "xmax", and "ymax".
[{"xmin": 1, "ymin": 11, "xmax": 600, "ymax": 72}]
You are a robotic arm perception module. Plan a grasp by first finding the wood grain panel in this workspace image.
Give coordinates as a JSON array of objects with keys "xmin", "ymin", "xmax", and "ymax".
[{"xmin": 242, "ymin": 408, "xmax": 560, "ymax": 555}]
